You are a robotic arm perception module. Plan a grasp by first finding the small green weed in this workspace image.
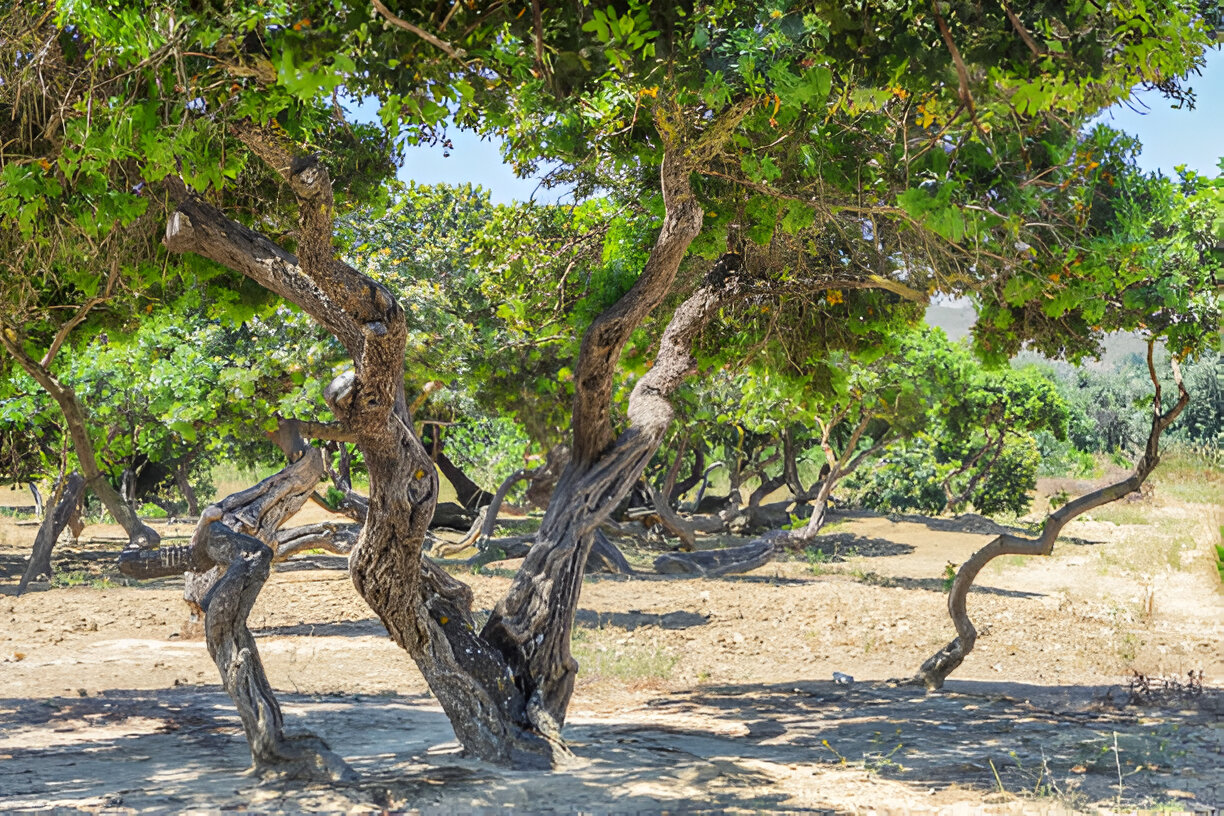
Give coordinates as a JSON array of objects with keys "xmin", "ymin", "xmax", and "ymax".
[
  {"xmin": 942, "ymin": 561, "xmax": 958, "ymax": 592},
  {"xmin": 804, "ymin": 547, "xmax": 833, "ymax": 575},
  {"xmin": 571, "ymin": 639, "xmax": 678, "ymax": 681},
  {"xmin": 50, "ymin": 570, "xmax": 114, "ymax": 589}
]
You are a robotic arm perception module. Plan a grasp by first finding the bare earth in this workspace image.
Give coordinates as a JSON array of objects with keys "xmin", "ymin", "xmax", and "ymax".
[{"xmin": 0, "ymin": 486, "xmax": 1221, "ymax": 814}]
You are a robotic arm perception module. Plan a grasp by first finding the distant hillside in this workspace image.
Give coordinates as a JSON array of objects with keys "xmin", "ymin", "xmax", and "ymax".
[{"xmin": 924, "ymin": 301, "xmax": 1151, "ymax": 369}]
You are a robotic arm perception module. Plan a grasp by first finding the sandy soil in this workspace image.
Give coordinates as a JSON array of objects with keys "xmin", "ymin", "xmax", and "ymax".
[{"xmin": 0, "ymin": 485, "xmax": 1221, "ymax": 814}]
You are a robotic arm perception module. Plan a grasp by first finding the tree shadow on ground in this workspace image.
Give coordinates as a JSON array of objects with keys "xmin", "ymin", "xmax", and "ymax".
[
  {"xmin": 802, "ymin": 532, "xmax": 914, "ymax": 558},
  {"xmin": 0, "ymin": 687, "xmax": 798, "ymax": 813},
  {"xmin": 574, "ymin": 608, "xmax": 709, "ymax": 631},
  {"xmin": 3, "ymin": 681, "xmax": 1217, "ymax": 813},
  {"xmin": 624, "ymin": 678, "xmax": 1222, "ymax": 811},
  {"xmin": 251, "ymin": 609, "xmax": 711, "ymax": 638},
  {"xmin": 829, "ymin": 508, "xmax": 1107, "ymax": 548},
  {"xmin": 0, "ymin": 548, "xmax": 187, "ymax": 596},
  {"xmin": 851, "ymin": 574, "xmax": 1043, "ymax": 598}
]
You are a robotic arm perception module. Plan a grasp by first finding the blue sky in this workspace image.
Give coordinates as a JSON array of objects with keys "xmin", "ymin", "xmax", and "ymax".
[
  {"xmin": 1092, "ymin": 47, "xmax": 1224, "ymax": 176},
  {"xmin": 390, "ymin": 48, "xmax": 1224, "ymax": 203}
]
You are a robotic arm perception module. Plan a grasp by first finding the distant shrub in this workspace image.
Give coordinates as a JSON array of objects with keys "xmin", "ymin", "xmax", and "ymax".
[
  {"xmin": 969, "ymin": 437, "xmax": 1040, "ymax": 517},
  {"xmin": 138, "ymin": 502, "xmax": 167, "ymax": 519},
  {"xmin": 845, "ymin": 437, "xmax": 945, "ymax": 515}
]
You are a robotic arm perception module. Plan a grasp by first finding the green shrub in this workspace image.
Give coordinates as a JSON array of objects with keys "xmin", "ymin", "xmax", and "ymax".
[
  {"xmin": 970, "ymin": 437, "xmax": 1040, "ymax": 517},
  {"xmin": 845, "ymin": 436, "xmax": 945, "ymax": 514},
  {"xmin": 138, "ymin": 502, "xmax": 167, "ymax": 519}
]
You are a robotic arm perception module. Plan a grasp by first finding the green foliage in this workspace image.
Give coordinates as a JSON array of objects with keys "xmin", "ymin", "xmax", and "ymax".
[
  {"xmin": 969, "ymin": 437, "xmax": 1041, "ymax": 517},
  {"xmin": 845, "ymin": 436, "xmax": 946, "ymax": 515},
  {"xmin": 138, "ymin": 502, "xmax": 168, "ymax": 519},
  {"xmin": 444, "ymin": 415, "xmax": 533, "ymax": 493}
]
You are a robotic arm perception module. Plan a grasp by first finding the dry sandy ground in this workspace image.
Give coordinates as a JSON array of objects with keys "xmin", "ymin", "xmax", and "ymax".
[{"xmin": 0, "ymin": 486, "xmax": 1221, "ymax": 814}]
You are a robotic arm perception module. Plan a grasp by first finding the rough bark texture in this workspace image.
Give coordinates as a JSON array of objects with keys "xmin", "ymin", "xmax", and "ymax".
[
  {"xmin": 274, "ymin": 521, "xmax": 360, "ymax": 560},
  {"xmin": 18, "ymin": 472, "xmax": 85, "ymax": 593},
  {"xmin": 197, "ymin": 520, "xmax": 355, "ymax": 781},
  {"xmin": 119, "ymin": 443, "xmax": 326, "ymax": 641},
  {"xmin": 480, "ymin": 241, "xmax": 745, "ymax": 735},
  {"xmin": 653, "ymin": 529, "xmax": 786, "ymax": 577},
  {"xmin": 910, "ymin": 346, "xmax": 1189, "ymax": 690},
  {"xmin": 164, "ymin": 112, "xmax": 747, "ymax": 771}
]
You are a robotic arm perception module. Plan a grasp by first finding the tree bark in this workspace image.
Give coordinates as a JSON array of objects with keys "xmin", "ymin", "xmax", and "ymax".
[
  {"xmin": 670, "ymin": 443, "xmax": 706, "ymax": 503},
  {"xmin": 781, "ymin": 427, "xmax": 806, "ymax": 499},
  {"xmin": 197, "ymin": 519, "xmax": 355, "ymax": 781},
  {"xmin": 659, "ymin": 432, "xmax": 690, "ymax": 501},
  {"xmin": 28, "ymin": 482, "xmax": 44, "ymax": 520},
  {"xmin": 274, "ymin": 521, "xmax": 360, "ymax": 560},
  {"xmin": 586, "ymin": 529, "xmax": 636, "ymax": 575},
  {"xmin": 798, "ymin": 415, "xmax": 884, "ymax": 540},
  {"xmin": 909, "ymin": 345, "xmax": 1188, "ymax": 690},
  {"xmin": 646, "ymin": 484, "xmax": 696, "ymax": 550},
  {"xmin": 18, "ymin": 472, "xmax": 85, "ymax": 593},
  {"xmin": 653, "ymin": 529, "xmax": 785, "ymax": 577},
  {"xmin": 173, "ymin": 461, "xmax": 201, "ymax": 517},
  {"xmin": 164, "ymin": 110, "xmax": 748, "ymax": 771}
]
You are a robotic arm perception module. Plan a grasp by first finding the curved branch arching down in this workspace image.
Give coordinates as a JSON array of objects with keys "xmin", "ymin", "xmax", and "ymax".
[{"xmin": 908, "ymin": 342, "xmax": 1190, "ymax": 690}]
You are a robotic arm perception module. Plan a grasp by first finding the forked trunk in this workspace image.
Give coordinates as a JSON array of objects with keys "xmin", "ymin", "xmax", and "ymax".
[{"xmin": 164, "ymin": 111, "xmax": 749, "ymax": 774}]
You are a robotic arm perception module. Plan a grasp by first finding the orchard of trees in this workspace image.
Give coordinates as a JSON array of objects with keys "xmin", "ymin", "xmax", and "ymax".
[{"xmin": 1, "ymin": 0, "xmax": 1220, "ymax": 784}]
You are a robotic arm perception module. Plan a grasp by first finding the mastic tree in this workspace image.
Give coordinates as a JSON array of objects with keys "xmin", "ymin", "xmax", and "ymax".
[
  {"xmin": 34, "ymin": 0, "xmax": 1222, "ymax": 780},
  {"xmin": 911, "ymin": 161, "xmax": 1223, "ymax": 690}
]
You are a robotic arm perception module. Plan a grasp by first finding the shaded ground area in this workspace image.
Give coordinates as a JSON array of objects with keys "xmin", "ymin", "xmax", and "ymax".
[
  {"xmin": 1, "ymin": 681, "xmax": 1219, "ymax": 814},
  {"xmin": 1, "ymin": 482, "xmax": 1221, "ymax": 813}
]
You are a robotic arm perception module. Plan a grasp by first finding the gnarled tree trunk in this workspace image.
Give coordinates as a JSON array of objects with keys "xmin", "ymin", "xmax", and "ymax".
[
  {"xmin": 198, "ymin": 515, "xmax": 355, "ymax": 780},
  {"xmin": 164, "ymin": 109, "xmax": 748, "ymax": 773},
  {"xmin": 909, "ymin": 345, "xmax": 1188, "ymax": 690}
]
